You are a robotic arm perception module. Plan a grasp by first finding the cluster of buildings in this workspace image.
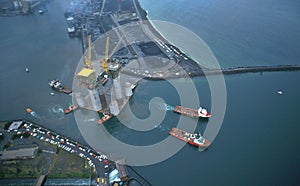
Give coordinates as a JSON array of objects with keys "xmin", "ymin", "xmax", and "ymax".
[{"xmin": 0, "ymin": 0, "xmax": 42, "ymax": 16}]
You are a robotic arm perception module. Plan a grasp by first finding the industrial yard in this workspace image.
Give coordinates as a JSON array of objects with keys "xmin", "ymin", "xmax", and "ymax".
[{"xmin": 0, "ymin": 120, "xmax": 150, "ymax": 185}]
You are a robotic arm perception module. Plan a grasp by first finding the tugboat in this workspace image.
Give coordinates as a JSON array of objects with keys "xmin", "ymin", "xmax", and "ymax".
[
  {"xmin": 174, "ymin": 106, "xmax": 211, "ymax": 118},
  {"xmin": 97, "ymin": 114, "xmax": 112, "ymax": 124},
  {"xmin": 131, "ymin": 82, "xmax": 137, "ymax": 90},
  {"xmin": 26, "ymin": 108, "xmax": 33, "ymax": 114},
  {"xmin": 64, "ymin": 105, "xmax": 78, "ymax": 114},
  {"xmin": 169, "ymin": 128, "xmax": 210, "ymax": 149},
  {"xmin": 49, "ymin": 80, "xmax": 72, "ymax": 94}
]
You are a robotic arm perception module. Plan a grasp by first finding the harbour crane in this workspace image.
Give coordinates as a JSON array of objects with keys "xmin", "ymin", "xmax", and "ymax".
[
  {"xmin": 100, "ymin": 35, "xmax": 124, "ymax": 73},
  {"xmin": 101, "ymin": 36, "xmax": 109, "ymax": 73},
  {"xmin": 84, "ymin": 35, "xmax": 92, "ymax": 69},
  {"xmin": 77, "ymin": 34, "xmax": 96, "ymax": 88}
]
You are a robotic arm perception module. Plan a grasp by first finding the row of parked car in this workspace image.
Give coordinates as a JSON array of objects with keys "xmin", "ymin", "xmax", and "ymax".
[{"xmin": 10, "ymin": 120, "xmax": 117, "ymax": 181}]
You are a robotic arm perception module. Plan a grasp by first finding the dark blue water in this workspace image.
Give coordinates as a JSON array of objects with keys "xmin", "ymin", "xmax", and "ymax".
[
  {"xmin": 134, "ymin": 72, "xmax": 300, "ymax": 185},
  {"xmin": 0, "ymin": 1, "xmax": 85, "ymax": 142},
  {"xmin": 140, "ymin": 0, "xmax": 300, "ymax": 67},
  {"xmin": 1, "ymin": 0, "xmax": 300, "ymax": 185},
  {"xmin": 137, "ymin": 0, "xmax": 300, "ymax": 185}
]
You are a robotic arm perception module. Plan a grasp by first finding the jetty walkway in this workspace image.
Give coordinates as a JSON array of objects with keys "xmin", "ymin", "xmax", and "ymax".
[{"xmin": 121, "ymin": 64, "xmax": 300, "ymax": 80}]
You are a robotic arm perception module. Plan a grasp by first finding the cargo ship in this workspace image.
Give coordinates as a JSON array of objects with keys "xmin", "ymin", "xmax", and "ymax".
[
  {"xmin": 169, "ymin": 128, "xmax": 210, "ymax": 149},
  {"xmin": 64, "ymin": 105, "xmax": 78, "ymax": 114},
  {"xmin": 49, "ymin": 80, "xmax": 72, "ymax": 94},
  {"xmin": 174, "ymin": 106, "xmax": 211, "ymax": 118}
]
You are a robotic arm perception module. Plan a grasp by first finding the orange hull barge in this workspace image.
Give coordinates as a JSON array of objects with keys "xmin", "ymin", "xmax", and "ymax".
[
  {"xmin": 64, "ymin": 105, "xmax": 78, "ymax": 114},
  {"xmin": 174, "ymin": 106, "xmax": 211, "ymax": 118},
  {"xmin": 169, "ymin": 128, "xmax": 210, "ymax": 149},
  {"xmin": 97, "ymin": 114, "xmax": 112, "ymax": 124}
]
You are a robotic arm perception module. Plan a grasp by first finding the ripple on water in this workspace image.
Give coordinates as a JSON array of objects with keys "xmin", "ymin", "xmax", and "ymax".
[{"xmin": 48, "ymin": 105, "xmax": 65, "ymax": 120}]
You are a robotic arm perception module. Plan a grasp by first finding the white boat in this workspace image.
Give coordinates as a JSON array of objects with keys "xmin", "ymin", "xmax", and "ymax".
[
  {"xmin": 49, "ymin": 80, "xmax": 72, "ymax": 94},
  {"xmin": 131, "ymin": 82, "xmax": 137, "ymax": 90}
]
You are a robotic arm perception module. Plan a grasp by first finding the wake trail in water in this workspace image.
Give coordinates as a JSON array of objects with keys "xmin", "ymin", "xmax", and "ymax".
[
  {"xmin": 157, "ymin": 103, "xmax": 175, "ymax": 111},
  {"xmin": 48, "ymin": 105, "xmax": 65, "ymax": 120},
  {"xmin": 156, "ymin": 124, "xmax": 171, "ymax": 132},
  {"xmin": 30, "ymin": 111, "xmax": 41, "ymax": 119},
  {"xmin": 28, "ymin": 111, "xmax": 43, "ymax": 123},
  {"xmin": 154, "ymin": 102, "xmax": 174, "ymax": 132},
  {"xmin": 32, "ymin": 105, "xmax": 65, "ymax": 122}
]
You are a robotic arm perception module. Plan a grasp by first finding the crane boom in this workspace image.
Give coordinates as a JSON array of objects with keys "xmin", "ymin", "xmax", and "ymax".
[
  {"xmin": 86, "ymin": 35, "xmax": 92, "ymax": 69},
  {"xmin": 101, "ymin": 36, "xmax": 109, "ymax": 72},
  {"xmin": 77, "ymin": 34, "xmax": 96, "ymax": 88},
  {"xmin": 105, "ymin": 36, "xmax": 109, "ymax": 61},
  {"xmin": 109, "ymin": 35, "xmax": 124, "ymax": 58}
]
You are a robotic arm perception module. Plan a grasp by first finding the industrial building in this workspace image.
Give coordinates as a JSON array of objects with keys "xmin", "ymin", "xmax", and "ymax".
[{"xmin": 0, "ymin": 146, "xmax": 38, "ymax": 160}]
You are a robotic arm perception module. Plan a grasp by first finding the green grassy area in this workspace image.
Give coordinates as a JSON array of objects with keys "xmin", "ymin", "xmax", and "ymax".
[
  {"xmin": 0, "ymin": 165, "xmax": 40, "ymax": 178},
  {"xmin": 0, "ymin": 154, "xmax": 44, "ymax": 178},
  {"xmin": 0, "ymin": 143, "xmax": 95, "ymax": 179},
  {"xmin": 48, "ymin": 148, "xmax": 95, "ymax": 178}
]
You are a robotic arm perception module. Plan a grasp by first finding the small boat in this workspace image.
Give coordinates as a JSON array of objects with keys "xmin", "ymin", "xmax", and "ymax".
[
  {"xmin": 169, "ymin": 128, "xmax": 210, "ymax": 149},
  {"xmin": 64, "ymin": 105, "xmax": 78, "ymax": 114},
  {"xmin": 131, "ymin": 82, "xmax": 137, "ymax": 90},
  {"xmin": 26, "ymin": 108, "xmax": 33, "ymax": 114},
  {"xmin": 174, "ymin": 106, "xmax": 211, "ymax": 118},
  {"xmin": 26, "ymin": 107, "xmax": 39, "ymax": 118},
  {"xmin": 277, "ymin": 90, "xmax": 283, "ymax": 95},
  {"xmin": 97, "ymin": 114, "xmax": 112, "ymax": 124},
  {"xmin": 49, "ymin": 79, "xmax": 72, "ymax": 94},
  {"xmin": 101, "ymin": 77, "xmax": 108, "ymax": 85}
]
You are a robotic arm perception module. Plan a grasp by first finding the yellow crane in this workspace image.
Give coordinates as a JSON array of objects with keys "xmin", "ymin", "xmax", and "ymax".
[
  {"xmin": 100, "ymin": 35, "xmax": 124, "ymax": 73},
  {"xmin": 84, "ymin": 35, "xmax": 92, "ymax": 69},
  {"xmin": 101, "ymin": 36, "xmax": 109, "ymax": 73},
  {"xmin": 77, "ymin": 35, "xmax": 96, "ymax": 88}
]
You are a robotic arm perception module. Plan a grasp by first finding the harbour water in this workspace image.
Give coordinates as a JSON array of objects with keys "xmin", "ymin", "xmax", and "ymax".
[
  {"xmin": 1, "ymin": 0, "xmax": 300, "ymax": 185},
  {"xmin": 139, "ymin": 0, "xmax": 300, "ymax": 68}
]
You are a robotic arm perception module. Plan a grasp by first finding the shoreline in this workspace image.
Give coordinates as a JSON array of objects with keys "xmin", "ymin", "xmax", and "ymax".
[
  {"xmin": 132, "ymin": 0, "xmax": 300, "ymax": 80},
  {"xmin": 121, "ymin": 64, "xmax": 300, "ymax": 80},
  {"xmin": 64, "ymin": 0, "xmax": 300, "ymax": 81}
]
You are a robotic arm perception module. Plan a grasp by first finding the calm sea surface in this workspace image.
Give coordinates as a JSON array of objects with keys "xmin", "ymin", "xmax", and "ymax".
[{"xmin": 0, "ymin": 0, "xmax": 300, "ymax": 185}]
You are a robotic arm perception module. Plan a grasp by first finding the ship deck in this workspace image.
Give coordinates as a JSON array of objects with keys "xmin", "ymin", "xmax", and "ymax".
[
  {"xmin": 169, "ymin": 128, "xmax": 192, "ymax": 143},
  {"xmin": 174, "ymin": 106, "xmax": 198, "ymax": 117}
]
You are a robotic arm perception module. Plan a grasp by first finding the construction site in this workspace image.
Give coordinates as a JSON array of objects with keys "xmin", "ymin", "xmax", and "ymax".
[
  {"xmin": 69, "ymin": 0, "xmax": 203, "ymax": 122},
  {"xmin": 0, "ymin": 0, "xmax": 46, "ymax": 16}
]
